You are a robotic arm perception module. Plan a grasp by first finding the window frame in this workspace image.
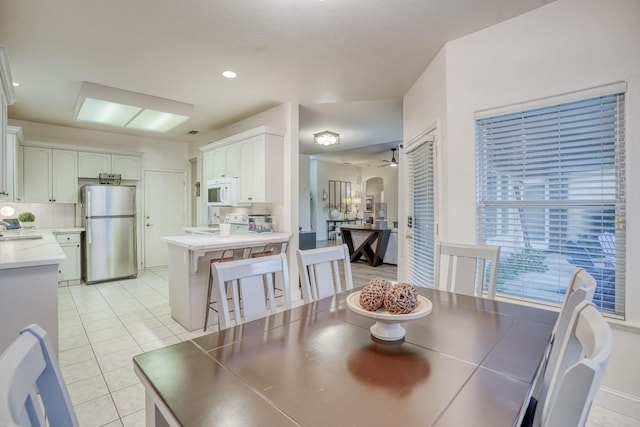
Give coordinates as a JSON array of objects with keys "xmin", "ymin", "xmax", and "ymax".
[{"xmin": 475, "ymin": 84, "xmax": 626, "ymax": 317}]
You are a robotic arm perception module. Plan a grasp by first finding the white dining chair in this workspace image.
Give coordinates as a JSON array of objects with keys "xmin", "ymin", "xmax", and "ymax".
[
  {"xmin": 211, "ymin": 253, "xmax": 291, "ymax": 330},
  {"xmin": 296, "ymin": 244, "xmax": 353, "ymax": 303},
  {"xmin": 553, "ymin": 268, "xmax": 597, "ymax": 339},
  {"xmin": 525, "ymin": 268, "xmax": 598, "ymax": 426},
  {"xmin": 0, "ymin": 324, "xmax": 79, "ymax": 427},
  {"xmin": 434, "ymin": 242, "xmax": 501, "ymax": 299},
  {"xmin": 531, "ymin": 301, "xmax": 613, "ymax": 427}
]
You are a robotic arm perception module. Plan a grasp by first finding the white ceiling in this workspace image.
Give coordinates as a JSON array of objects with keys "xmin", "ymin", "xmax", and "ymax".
[{"xmin": 1, "ymin": 0, "xmax": 552, "ymax": 162}]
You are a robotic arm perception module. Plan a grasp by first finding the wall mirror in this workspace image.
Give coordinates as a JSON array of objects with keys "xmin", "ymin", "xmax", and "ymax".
[{"xmin": 328, "ymin": 180, "xmax": 352, "ymax": 215}]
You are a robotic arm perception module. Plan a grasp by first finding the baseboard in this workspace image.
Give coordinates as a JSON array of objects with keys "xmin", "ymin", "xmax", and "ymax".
[{"xmin": 595, "ymin": 386, "xmax": 640, "ymax": 419}]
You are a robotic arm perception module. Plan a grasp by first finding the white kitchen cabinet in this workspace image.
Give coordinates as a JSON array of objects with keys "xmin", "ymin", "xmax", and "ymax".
[
  {"xmin": 202, "ymin": 150, "xmax": 216, "ymax": 184},
  {"xmin": 23, "ymin": 147, "xmax": 78, "ymax": 203},
  {"xmin": 1, "ymin": 126, "xmax": 21, "ymax": 202},
  {"xmin": 55, "ymin": 232, "xmax": 81, "ymax": 284},
  {"xmin": 78, "ymin": 151, "xmax": 140, "ymax": 180},
  {"xmin": 203, "ymin": 144, "xmax": 239, "ymax": 182},
  {"xmin": 0, "ymin": 47, "xmax": 16, "ymax": 201},
  {"xmin": 112, "ymin": 154, "xmax": 140, "ymax": 180},
  {"xmin": 237, "ymin": 133, "xmax": 283, "ymax": 203},
  {"xmin": 15, "ymin": 144, "xmax": 23, "ymax": 201},
  {"xmin": 78, "ymin": 151, "xmax": 111, "ymax": 178}
]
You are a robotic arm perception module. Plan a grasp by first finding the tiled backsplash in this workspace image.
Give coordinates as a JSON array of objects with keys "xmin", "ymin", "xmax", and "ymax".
[{"xmin": 0, "ymin": 202, "xmax": 78, "ymax": 228}]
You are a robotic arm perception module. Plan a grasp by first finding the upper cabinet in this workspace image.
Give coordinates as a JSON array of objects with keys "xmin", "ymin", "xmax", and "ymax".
[
  {"xmin": 237, "ymin": 133, "xmax": 283, "ymax": 203},
  {"xmin": 203, "ymin": 144, "xmax": 239, "ymax": 182},
  {"xmin": 78, "ymin": 152, "xmax": 110, "ymax": 177},
  {"xmin": 1, "ymin": 126, "xmax": 21, "ymax": 202},
  {"xmin": 0, "ymin": 46, "xmax": 17, "ymax": 201},
  {"xmin": 200, "ymin": 126, "xmax": 284, "ymax": 203},
  {"xmin": 112, "ymin": 154, "xmax": 140, "ymax": 180},
  {"xmin": 78, "ymin": 151, "xmax": 141, "ymax": 180},
  {"xmin": 23, "ymin": 147, "xmax": 78, "ymax": 203}
]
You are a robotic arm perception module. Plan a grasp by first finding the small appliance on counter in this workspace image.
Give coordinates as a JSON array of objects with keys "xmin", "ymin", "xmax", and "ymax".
[
  {"xmin": 248, "ymin": 214, "xmax": 273, "ymax": 233},
  {"xmin": 99, "ymin": 173, "xmax": 122, "ymax": 185},
  {"xmin": 223, "ymin": 213, "xmax": 250, "ymax": 232}
]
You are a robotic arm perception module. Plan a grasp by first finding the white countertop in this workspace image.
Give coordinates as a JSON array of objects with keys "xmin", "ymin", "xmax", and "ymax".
[
  {"xmin": 46, "ymin": 227, "xmax": 85, "ymax": 233},
  {"xmin": 163, "ymin": 232, "xmax": 291, "ymax": 252},
  {"xmin": 0, "ymin": 231, "xmax": 66, "ymax": 270},
  {"xmin": 183, "ymin": 226, "xmax": 218, "ymax": 235}
]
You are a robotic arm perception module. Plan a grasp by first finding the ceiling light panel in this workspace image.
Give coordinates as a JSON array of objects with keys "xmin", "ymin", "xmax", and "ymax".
[
  {"xmin": 126, "ymin": 109, "xmax": 190, "ymax": 132},
  {"xmin": 74, "ymin": 82, "xmax": 194, "ymax": 133},
  {"xmin": 76, "ymin": 98, "xmax": 141, "ymax": 126}
]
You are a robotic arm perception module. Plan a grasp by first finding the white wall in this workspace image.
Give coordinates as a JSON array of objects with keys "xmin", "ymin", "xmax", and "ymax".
[
  {"xmin": 299, "ymin": 154, "xmax": 312, "ymax": 231},
  {"xmin": 313, "ymin": 161, "xmax": 361, "ymax": 240},
  {"xmin": 403, "ymin": 0, "xmax": 640, "ymax": 416},
  {"xmin": 360, "ymin": 165, "xmax": 399, "ymax": 225}
]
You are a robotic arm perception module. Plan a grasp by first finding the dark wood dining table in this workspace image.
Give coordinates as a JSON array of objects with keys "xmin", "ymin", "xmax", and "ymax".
[{"xmin": 134, "ymin": 286, "xmax": 557, "ymax": 426}]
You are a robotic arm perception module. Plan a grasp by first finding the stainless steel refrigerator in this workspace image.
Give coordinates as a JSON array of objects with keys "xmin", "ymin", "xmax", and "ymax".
[{"xmin": 81, "ymin": 185, "xmax": 137, "ymax": 284}]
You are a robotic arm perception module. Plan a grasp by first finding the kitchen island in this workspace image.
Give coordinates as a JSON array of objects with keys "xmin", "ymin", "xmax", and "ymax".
[
  {"xmin": 163, "ymin": 232, "xmax": 292, "ymax": 331},
  {"xmin": 0, "ymin": 230, "xmax": 66, "ymax": 353}
]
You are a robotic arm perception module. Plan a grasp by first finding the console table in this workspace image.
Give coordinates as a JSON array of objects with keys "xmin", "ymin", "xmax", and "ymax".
[
  {"xmin": 326, "ymin": 219, "xmax": 360, "ymax": 240},
  {"xmin": 340, "ymin": 226, "xmax": 391, "ymax": 267}
]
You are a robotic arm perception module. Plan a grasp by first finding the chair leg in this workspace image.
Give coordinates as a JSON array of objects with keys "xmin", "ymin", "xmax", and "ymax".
[{"xmin": 203, "ymin": 268, "xmax": 214, "ymax": 331}]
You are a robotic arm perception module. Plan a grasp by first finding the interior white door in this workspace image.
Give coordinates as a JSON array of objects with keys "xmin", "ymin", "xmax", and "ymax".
[
  {"xmin": 144, "ymin": 170, "xmax": 186, "ymax": 268},
  {"xmin": 403, "ymin": 134, "xmax": 437, "ymax": 286}
]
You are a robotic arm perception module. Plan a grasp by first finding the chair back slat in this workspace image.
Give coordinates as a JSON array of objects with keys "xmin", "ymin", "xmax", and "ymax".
[
  {"xmin": 297, "ymin": 245, "xmax": 353, "ymax": 303},
  {"xmin": 212, "ymin": 253, "xmax": 290, "ymax": 330},
  {"xmin": 435, "ymin": 242, "xmax": 501, "ymax": 299}
]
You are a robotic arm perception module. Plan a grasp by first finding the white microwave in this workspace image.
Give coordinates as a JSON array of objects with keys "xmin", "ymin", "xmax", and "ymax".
[{"xmin": 206, "ymin": 178, "xmax": 239, "ymax": 206}]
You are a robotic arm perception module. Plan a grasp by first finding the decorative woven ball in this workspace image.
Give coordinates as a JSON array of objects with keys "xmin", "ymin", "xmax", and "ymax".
[
  {"xmin": 359, "ymin": 278, "xmax": 391, "ymax": 311},
  {"xmin": 384, "ymin": 283, "xmax": 418, "ymax": 314}
]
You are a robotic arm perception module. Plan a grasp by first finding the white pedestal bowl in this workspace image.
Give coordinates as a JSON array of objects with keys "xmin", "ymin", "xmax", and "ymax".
[{"xmin": 346, "ymin": 291, "xmax": 432, "ymax": 341}]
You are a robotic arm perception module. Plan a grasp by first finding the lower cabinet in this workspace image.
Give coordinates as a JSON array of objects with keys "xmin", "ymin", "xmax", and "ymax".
[{"xmin": 56, "ymin": 232, "xmax": 81, "ymax": 284}]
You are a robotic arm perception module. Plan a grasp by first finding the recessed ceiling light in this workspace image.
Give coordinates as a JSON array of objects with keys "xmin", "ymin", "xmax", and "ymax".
[
  {"xmin": 12, "ymin": 81, "xmax": 20, "ymax": 87},
  {"xmin": 222, "ymin": 70, "xmax": 237, "ymax": 79}
]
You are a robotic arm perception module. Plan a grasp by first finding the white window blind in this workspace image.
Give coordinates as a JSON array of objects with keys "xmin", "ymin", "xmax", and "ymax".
[
  {"xmin": 476, "ymin": 93, "xmax": 626, "ymax": 316},
  {"xmin": 407, "ymin": 140, "xmax": 436, "ymax": 287}
]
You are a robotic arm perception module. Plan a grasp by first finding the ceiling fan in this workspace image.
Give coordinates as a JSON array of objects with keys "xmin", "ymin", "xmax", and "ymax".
[{"xmin": 379, "ymin": 148, "xmax": 399, "ymax": 167}]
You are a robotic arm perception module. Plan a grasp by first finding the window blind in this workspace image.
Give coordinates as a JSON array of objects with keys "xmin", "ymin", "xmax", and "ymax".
[
  {"xmin": 407, "ymin": 140, "xmax": 436, "ymax": 287},
  {"xmin": 476, "ymin": 93, "xmax": 626, "ymax": 316}
]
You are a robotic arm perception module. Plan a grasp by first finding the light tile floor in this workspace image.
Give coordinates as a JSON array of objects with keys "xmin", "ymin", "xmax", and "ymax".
[
  {"xmin": 58, "ymin": 267, "xmax": 212, "ymax": 427},
  {"xmin": 58, "ymin": 260, "xmax": 638, "ymax": 426}
]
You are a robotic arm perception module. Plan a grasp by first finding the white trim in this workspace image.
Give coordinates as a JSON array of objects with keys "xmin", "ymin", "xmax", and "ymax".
[
  {"xmin": 595, "ymin": 386, "xmax": 640, "ymax": 421},
  {"xmin": 199, "ymin": 125, "xmax": 285, "ymax": 152},
  {"xmin": 399, "ymin": 122, "xmax": 438, "ymax": 284},
  {"xmin": 404, "ymin": 125, "xmax": 437, "ymax": 154},
  {"xmin": 20, "ymin": 141, "xmax": 142, "ymax": 157},
  {"xmin": 0, "ymin": 45, "xmax": 16, "ymax": 105},
  {"xmin": 475, "ymin": 81, "xmax": 628, "ymax": 119}
]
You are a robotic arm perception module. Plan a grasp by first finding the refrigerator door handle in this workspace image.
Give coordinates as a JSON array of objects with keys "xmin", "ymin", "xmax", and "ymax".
[
  {"xmin": 87, "ymin": 190, "xmax": 91, "ymax": 216},
  {"xmin": 87, "ymin": 222, "xmax": 91, "ymax": 245}
]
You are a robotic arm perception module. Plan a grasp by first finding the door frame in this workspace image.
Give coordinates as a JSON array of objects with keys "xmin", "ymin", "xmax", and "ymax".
[
  {"xmin": 141, "ymin": 168, "xmax": 187, "ymax": 269},
  {"xmin": 398, "ymin": 121, "xmax": 439, "ymax": 282}
]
